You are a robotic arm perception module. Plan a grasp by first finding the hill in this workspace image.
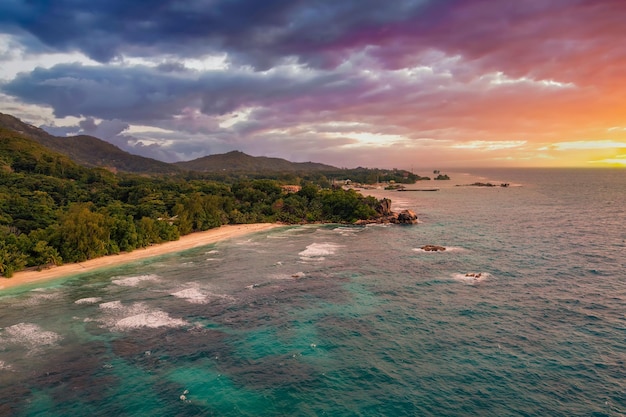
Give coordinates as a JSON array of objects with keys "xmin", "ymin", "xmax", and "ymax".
[
  {"xmin": 0, "ymin": 126, "xmax": 88, "ymax": 179},
  {"xmin": 0, "ymin": 113, "xmax": 179, "ymax": 174},
  {"xmin": 0, "ymin": 113, "xmax": 338, "ymax": 175},
  {"xmin": 175, "ymin": 150, "xmax": 338, "ymax": 172},
  {"xmin": 0, "ymin": 127, "xmax": 384, "ymax": 277}
]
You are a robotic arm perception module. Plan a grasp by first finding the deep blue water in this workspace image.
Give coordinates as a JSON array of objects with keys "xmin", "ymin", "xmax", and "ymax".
[{"xmin": 0, "ymin": 168, "xmax": 624, "ymax": 416}]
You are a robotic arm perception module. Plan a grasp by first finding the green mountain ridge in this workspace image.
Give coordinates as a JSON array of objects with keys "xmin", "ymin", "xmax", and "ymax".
[
  {"xmin": 0, "ymin": 113, "xmax": 339, "ymax": 174},
  {"xmin": 0, "ymin": 113, "xmax": 179, "ymax": 174},
  {"xmin": 0, "ymin": 126, "xmax": 87, "ymax": 179},
  {"xmin": 174, "ymin": 150, "xmax": 338, "ymax": 172}
]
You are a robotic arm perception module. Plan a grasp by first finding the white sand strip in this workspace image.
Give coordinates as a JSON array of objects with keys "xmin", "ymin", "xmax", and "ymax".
[{"xmin": 1, "ymin": 223, "xmax": 281, "ymax": 291}]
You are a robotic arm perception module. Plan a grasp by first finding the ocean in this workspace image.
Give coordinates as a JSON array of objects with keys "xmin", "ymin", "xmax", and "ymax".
[{"xmin": 0, "ymin": 168, "xmax": 624, "ymax": 416}]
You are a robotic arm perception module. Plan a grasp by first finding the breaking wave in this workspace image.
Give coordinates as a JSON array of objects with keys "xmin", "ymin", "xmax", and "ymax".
[
  {"xmin": 452, "ymin": 272, "xmax": 491, "ymax": 285},
  {"xmin": 299, "ymin": 242, "xmax": 343, "ymax": 260},
  {"xmin": 332, "ymin": 226, "xmax": 365, "ymax": 236},
  {"xmin": 171, "ymin": 288, "xmax": 209, "ymax": 304},
  {"xmin": 96, "ymin": 301, "xmax": 187, "ymax": 331},
  {"xmin": 75, "ymin": 297, "xmax": 102, "ymax": 304},
  {"xmin": 111, "ymin": 274, "xmax": 160, "ymax": 287},
  {"xmin": 114, "ymin": 311, "xmax": 187, "ymax": 330}
]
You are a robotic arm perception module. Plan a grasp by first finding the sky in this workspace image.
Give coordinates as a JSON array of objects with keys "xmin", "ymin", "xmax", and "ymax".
[{"xmin": 1, "ymin": 0, "xmax": 625, "ymax": 169}]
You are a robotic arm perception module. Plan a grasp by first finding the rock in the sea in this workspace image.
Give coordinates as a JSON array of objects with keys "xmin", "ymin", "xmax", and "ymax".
[
  {"xmin": 394, "ymin": 209, "xmax": 418, "ymax": 224},
  {"xmin": 421, "ymin": 245, "xmax": 446, "ymax": 251}
]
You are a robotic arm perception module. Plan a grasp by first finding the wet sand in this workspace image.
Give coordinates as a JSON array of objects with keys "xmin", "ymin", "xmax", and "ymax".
[{"xmin": 0, "ymin": 223, "xmax": 282, "ymax": 291}]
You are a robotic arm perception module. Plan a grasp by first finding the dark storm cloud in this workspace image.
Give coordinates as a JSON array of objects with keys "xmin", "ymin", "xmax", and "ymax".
[
  {"xmin": 1, "ymin": 62, "xmax": 363, "ymax": 121},
  {"xmin": 2, "ymin": 0, "xmax": 625, "ymax": 167},
  {"xmin": 2, "ymin": 63, "xmax": 196, "ymax": 120},
  {"xmin": 0, "ymin": 0, "xmax": 435, "ymax": 68}
]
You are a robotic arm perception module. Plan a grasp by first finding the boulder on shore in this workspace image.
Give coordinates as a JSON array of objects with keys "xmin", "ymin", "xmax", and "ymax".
[{"xmin": 356, "ymin": 201, "xmax": 418, "ymax": 225}]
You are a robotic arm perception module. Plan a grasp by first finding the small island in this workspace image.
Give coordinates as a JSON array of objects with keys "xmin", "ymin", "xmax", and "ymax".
[{"xmin": 432, "ymin": 170, "xmax": 450, "ymax": 180}]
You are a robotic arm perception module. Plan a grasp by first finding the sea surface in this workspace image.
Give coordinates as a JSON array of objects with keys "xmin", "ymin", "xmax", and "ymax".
[{"xmin": 0, "ymin": 168, "xmax": 624, "ymax": 416}]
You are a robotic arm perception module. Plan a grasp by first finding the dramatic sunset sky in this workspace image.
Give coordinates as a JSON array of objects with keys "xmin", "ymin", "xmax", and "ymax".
[{"xmin": 1, "ymin": 0, "xmax": 625, "ymax": 169}]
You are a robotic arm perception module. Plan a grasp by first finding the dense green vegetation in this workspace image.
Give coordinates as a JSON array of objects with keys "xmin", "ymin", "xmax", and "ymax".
[
  {"xmin": 0, "ymin": 113, "xmax": 431, "ymax": 183},
  {"xmin": 329, "ymin": 167, "xmax": 430, "ymax": 184},
  {"xmin": 0, "ymin": 112, "xmax": 180, "ymax": 174},
  {"xmin": 0, "ymin": 128, "xmax": 381, "ymax": 277},
  {"xmin": 174, "ymin": 150, "xmax": 336, "ymax": 172}
]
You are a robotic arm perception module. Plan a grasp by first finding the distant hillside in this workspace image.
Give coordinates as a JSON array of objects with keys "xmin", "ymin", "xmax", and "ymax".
[
  {"xmin": 0, "ymin": 113, "xmax": 337, "ymax": 175},
  {"xmin": 175, "ymin": 150, "xmax": 338, "ymax": 172},
  {"xmin": 0, "ymin": 113, "xmax": 179, "ymax": 174},
  {"xmin": 0, "ymin": 126, "xmax": 88, "ymax": 179}
]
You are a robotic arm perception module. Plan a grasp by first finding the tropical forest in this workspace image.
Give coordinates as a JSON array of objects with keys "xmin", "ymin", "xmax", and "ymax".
[{"xmin": 0, "ymin": 121, "xmax": 389, "ymax": 277}]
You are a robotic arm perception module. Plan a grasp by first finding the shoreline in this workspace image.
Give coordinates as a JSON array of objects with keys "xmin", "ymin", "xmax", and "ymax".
[{"xmin": 0, "ymin": 223, "xmax": 282, "ymax": 291}]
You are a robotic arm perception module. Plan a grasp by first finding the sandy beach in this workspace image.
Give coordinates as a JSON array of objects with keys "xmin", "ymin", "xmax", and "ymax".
[{"xmin": 0, "ymin": 223, "xmax": 282, "ymax": 291}]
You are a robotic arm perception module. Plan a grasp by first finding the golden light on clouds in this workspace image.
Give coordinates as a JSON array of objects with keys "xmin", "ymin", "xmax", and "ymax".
[
  {"xmin": 544, "ymin": 141, "xmax": 626, "ymax": 151},
  {"xmin": 1, "ymin": 1, "xmax": 625, "ymax": 168}
]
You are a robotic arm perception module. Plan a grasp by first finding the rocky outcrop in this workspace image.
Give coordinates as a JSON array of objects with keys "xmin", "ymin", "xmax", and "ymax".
[
  {"xmin": 357, "ymin": 207, "xmax": 418, "ymax": 225},
  {"xmin": 421, "ymin": 245, "xmax": 446, "ymax": 251},
  {"xmin": 377, "ymin": 198, "xmax": 393, "ymax": 216},
  {"xmin": 395, "ymin": 209, "xmax": 418, "ymax": 224}
]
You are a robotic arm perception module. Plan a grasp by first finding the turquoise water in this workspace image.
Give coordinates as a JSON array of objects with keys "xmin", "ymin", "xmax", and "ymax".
[{"xmin": 1, "ymin": 168, "xmax": 624, "ymax": 416}]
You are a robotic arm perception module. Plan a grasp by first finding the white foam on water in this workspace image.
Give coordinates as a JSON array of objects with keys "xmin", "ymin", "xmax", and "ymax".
[
  {"xmin": 171, "ymin": 283, "xmax": 235, "ymax": 303},
  {"xmin": 113, "ymin": 311, "xmax": 187, "ymax": 331},
  {"xmin": 266, "ymin": 234, "xmax": 287, "ymax": 239},
  {"xmin": 0, "ymin": 360, "xmax": 11, "ymax": 370},
  {"xmin": 332, "ymin": 226, "xmax": 364, "ymax": 236},
  {"xmin": 205, "ymin": 250, "xmax": 219, "ymax": 254},
  {"xmin": 364, "ymin": 223, "xmax": 390, "ymax": 230},
  {"xmin": 96, "ymin": 301, "xmax": 187, "ymax": 331},
  {"xmin": 299, "ymin": 242, "xmax": 343, "ymax": 260},
  {"xmin": 74, "ymin": 297, "xmax": 102, "ymax": 304},
  {"xmin": 205, "ymin": 257, "xmax": 223, "ymax": 261},
  {"xmin": 2, "ymin": 323, "xmax": 62, "ymax": 351},
  {"xmin": 171, "ymin": 288, "xmax": 209, "ymax": 304},
  {"xmin": 16, "ymin": 290, "xmax": 62, "ymax": 307},
  {"xmin": 111, "ymin": 274, "xmax": 160, "ymax": 287},
  {"xmin": 236, "ymin": 239, "xmax": 261, "ymax": 246},
  {"xmin": 452, "ymin": 272, "xmax": 491, "ymax": 285},
  {"xmin": 99, "ymin": 300, "xmax": 124, "ymax": 310}
]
